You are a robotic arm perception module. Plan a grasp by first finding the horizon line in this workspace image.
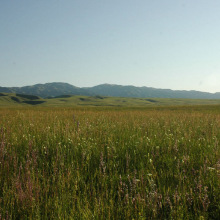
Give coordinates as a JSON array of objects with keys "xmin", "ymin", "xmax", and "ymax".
[{"xmin": 0, "ymin": 81, "xmax": 219, "ymax": 94}]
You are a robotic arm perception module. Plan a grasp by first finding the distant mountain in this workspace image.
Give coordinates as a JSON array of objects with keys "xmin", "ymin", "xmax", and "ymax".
[
  {"xmin": 0, "ymin": 82, "xmax": 220, "ymax": 99},
  {"xmin": 88, "ymin": 84, "xmax": 220, "ymax": 99},
  {"xmin": 0, "ymin": 82, "xmax": 92, "ymax": 98}
]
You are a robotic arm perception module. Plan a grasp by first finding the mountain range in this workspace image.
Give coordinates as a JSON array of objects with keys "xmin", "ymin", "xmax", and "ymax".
[{"xmin": 0, "ymin": 82, "xmax": 220, "ymax": 99}]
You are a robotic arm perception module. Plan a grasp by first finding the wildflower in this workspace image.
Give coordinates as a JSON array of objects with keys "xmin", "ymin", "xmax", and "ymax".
[{"xmin": 207, "ymin": 167, "xmax": 215, "ymax": 171}]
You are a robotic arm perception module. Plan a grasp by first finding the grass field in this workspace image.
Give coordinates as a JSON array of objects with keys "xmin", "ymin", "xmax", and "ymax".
[{"xmin": 0, "ymin": 104, "xmax": 220, "ymax": 219}]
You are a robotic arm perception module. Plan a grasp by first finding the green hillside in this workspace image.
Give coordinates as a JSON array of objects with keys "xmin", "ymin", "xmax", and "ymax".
[
  {"xmin": 1, "ymin": 92, "xmax": 220, "ymax": 107},
  {"xmin": 0, "ymin": 93, "xmax": 45, "ymax": 106}
]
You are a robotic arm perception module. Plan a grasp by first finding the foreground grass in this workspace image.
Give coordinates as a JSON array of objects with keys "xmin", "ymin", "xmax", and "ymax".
[{"xmin": 0, "ymin": 106, "xmax": 220, "ymax": 219}]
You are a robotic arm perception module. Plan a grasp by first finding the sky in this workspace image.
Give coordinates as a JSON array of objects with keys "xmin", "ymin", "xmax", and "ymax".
[{"xmin": 1, "ymin": 0, "xmax": 220, "ymax": 93}]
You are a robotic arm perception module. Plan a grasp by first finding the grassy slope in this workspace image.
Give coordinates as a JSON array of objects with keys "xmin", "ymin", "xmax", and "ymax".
[
  {"xmin": 1, "ymin": 93, "xmax": 220, "ymax": 107},
  {"xmin": 0, "ymin": 93, "xmax": 45, "ymax": 107}
]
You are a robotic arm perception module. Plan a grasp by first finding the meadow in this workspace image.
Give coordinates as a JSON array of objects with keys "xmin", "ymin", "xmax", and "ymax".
[{"xmin": 0, "ymin": 105, "xmax": 220, "ymax": 219}]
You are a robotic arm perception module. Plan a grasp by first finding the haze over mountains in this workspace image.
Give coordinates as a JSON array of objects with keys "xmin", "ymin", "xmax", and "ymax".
[{"xmin": 0, "ymin": 82, "xmax": 220, "ymax": 99}]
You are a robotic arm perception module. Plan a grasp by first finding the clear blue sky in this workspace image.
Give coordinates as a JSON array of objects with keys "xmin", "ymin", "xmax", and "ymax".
[{"xmin": 1, "ymin": 0, "xmax": 220, "ymax": 93}]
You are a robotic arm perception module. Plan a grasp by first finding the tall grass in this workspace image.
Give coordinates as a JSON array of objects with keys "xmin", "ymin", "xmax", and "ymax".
[{"xmin": 0, "ymin": 106, "xmax": 219, "ymax": 219}]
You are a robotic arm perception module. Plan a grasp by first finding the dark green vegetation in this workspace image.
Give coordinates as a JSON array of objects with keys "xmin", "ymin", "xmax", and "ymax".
[
  {"xmin": 0, "ymin": 105, "xmax": 220, "ymax": 219},
  {"xmin": 1, "ymin": 82, "xmax": 220, "ymax": 99},
  {"xmin": 1, "ymin": 92, "xmax": 220, "ymax": 107}
]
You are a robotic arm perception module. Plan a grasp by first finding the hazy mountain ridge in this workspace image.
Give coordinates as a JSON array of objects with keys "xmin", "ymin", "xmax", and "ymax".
[{"xmin": 0, "ymin": 82, "xmax": 220, "ymax": 99}]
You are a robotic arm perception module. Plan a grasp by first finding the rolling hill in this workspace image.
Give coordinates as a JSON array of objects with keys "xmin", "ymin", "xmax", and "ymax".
[{"xmin": 1, "ymin": 92, "xmax": 220, "ymax": 107}]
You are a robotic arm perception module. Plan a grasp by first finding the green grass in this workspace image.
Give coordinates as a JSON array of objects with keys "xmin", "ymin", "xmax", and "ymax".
[{"xmin": 0, "ymin": 105, "xmax": 220, "ymax": 219}]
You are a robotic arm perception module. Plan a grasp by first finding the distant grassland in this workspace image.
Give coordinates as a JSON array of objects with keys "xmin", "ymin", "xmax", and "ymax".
[
  {"xmin": 0, "ymin": 105, "xmax": 220, "ymax": 219},
  {"xmin": 1, "ymin": 92, "xmax": 220, "ymax": 107}
]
